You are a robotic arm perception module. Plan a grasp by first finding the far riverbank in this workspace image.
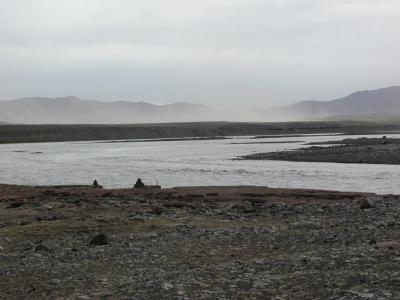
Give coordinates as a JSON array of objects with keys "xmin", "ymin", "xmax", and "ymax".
[
  {"xmin": 2, "ymin": 121, "xmax": 400, "ymax": 144},
  {"xmin": 239, "ymin": 137, "xmax": 400, "ymax": 164}
]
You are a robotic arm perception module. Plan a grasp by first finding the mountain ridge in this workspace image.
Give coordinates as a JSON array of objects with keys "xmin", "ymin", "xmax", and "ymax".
[{"xmin": 278, "ymin": 86, "xmax": 400, "ymax": 120}]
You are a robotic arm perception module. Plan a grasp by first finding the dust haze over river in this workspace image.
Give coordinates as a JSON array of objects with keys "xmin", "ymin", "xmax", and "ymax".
[{"xmin": 1, "ymin": 133, "xmax": 400, "ymax": 194}]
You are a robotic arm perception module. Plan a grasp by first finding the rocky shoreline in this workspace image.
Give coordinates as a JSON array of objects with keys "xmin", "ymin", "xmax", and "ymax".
[
  {"xmin": 1, "ymin": 184, "xmax": 400, "ymax": 299},
  {"xmin": 239, "ymin": 137, "xmax": 400, "ymax": 164}
]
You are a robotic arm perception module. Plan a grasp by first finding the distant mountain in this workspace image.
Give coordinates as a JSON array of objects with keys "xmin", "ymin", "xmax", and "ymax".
[
  {"xmin": 3, "ymin": 87, "xmax": 399, "ymax": 124},
  {"xmin": 273, "ymin": 86, "xmax": 400, "ymax": 120},
  {"xmin": 0, "ymin": 96, "xmax": 216, "ymax": 124}
]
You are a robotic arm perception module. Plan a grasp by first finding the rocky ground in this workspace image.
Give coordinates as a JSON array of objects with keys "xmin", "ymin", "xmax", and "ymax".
[
  {"xmin": 239, "ymin": 137, "xmax": 400, "ymax": 164},
  {"xmin": 307, "ymin": 137, "xmax": 400, "ymax": 146},
  {"xmin": 1, "ymin": 184, "xmax": 400, "ymax": 299}
]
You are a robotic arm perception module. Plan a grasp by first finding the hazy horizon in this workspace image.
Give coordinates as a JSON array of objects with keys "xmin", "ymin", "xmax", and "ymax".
[
  {"xmin": 1, "ymin": 84, "xmax": 400, "ymax": 110},
  {"xmin": 1, "ymin": 0, "xmax": 399, "ymax": 109}
]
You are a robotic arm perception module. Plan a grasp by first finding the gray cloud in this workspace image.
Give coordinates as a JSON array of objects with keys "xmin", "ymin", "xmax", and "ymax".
[{"xmin": 0, "ymin": 0, "xmax": 399, "ymax": 107}]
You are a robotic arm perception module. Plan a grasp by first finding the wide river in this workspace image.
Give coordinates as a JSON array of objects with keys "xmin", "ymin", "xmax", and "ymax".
[{"xmin": 1, "ymin": 133, "xmax": 400, "ymax": 194}]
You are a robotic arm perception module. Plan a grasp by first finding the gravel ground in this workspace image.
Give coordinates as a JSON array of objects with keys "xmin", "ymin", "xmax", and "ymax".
[
  {"xmin": 1, "ymin": 185, "xmax": 400, "ymax": 299},
  {"xmin": 239, "ymin": 138, "xmax": 400, "ymax": 164}
]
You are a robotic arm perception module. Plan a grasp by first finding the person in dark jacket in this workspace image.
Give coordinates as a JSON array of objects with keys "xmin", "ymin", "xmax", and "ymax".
[{"xmin": 134, "ymin": 178, "xmax": 145, "ymax": 188}]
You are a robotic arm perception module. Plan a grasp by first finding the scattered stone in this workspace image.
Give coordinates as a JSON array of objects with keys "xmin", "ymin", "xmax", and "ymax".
[
  {"xmin": 289, "ymin": 221, "xmax": 320, "ymax": 230},
  {"xmin": 360, "ymin": 199, "xmax": 374, "ymax": 209},
  {"xmin": 34, "ymin": 243, "xmax": 50, "ymax": 252},
  {"xmin": 19, "ymin": 220, "xmax": 31, "ymax": 226},
  {"xmin": 101, "ymin": 192, "xmax": 112, "ymax": 197},
  {"xmin": 89, "ymin": 232, "xmax": 109, "ymax": 246},
  {"xmin": 163, "ymin": 282, "xmax": 174, "ymax": 291},
  {"xmin": 367, "ymin": 195, "xmax": 382, "ymax": 203},
  {"xmin": 41, "ymin": 204, "xmax": 53, "ymax": 210},
  {"xmin": 206, "ymin": 193, "xmax": 219, "ymax": 197},
  {"xmin": 5, "ymin": 201, "xmax": 23, "ymax": 209},
  {"xmin": 150, "ymin": 207, "xmax": 163, "ymax": 215},
  {"xmin": 348, "ymin": 291, "xmax": 375, "ymax": 299}
]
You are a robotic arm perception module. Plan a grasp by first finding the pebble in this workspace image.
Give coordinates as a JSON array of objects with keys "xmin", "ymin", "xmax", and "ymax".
[{"xmin": 163, "ymin": 282, "xmax": 174, "ymax": 291}]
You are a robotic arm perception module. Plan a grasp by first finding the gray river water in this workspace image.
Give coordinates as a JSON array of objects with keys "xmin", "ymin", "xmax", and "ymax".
[{"xmin": 1, "ymin": 133, "xmax": 400, "ymax": 194}]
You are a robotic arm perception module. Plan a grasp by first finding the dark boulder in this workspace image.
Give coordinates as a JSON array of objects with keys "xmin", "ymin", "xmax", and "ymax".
[
  {"xmin": 34, "ymin": 243, "xmax": 50, "ymax": 252},
  {"xmin": 5, "ymin": 202, "xmax": 23, "ymax": 209},
  {"xmin": 359, "ymin": 199, "xmax": 374, "ymax": 209},
  {"xmin": 89, "ymin": 232, "xmax": 109, "ymax": 246}
]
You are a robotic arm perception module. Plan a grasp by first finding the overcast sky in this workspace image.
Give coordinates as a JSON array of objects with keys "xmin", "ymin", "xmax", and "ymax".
[{"xmin": 0, "ymin": 0, "xmax": 399, "ymax": 107}]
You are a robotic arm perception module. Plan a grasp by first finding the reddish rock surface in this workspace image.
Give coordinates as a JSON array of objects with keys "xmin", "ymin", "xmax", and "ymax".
[{"xmin": 0, "ymin": 184, "xmax": 369, "ymax": 206}]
